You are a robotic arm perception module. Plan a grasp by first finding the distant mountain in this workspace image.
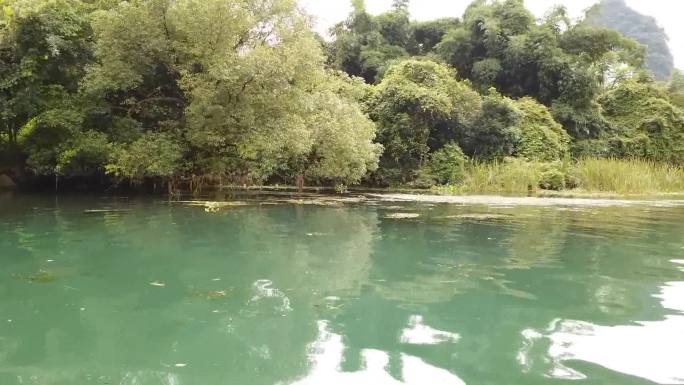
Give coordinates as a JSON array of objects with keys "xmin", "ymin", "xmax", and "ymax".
[{"xmin": 585, "ymin": 0, "xmax": 674, "ymax": 79}]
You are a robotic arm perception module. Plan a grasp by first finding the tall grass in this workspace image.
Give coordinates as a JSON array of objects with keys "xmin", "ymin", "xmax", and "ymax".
[
  {"xmin": 437, "ymin": 158, "xmax": 545, "ymax": 194},
  {"xmin": 433, "ymin": 157, "xmax": 684, "ymax": 195},
  {"xmin": 574, "ymin": 158, "xmax": 684, "ymax": 194}
]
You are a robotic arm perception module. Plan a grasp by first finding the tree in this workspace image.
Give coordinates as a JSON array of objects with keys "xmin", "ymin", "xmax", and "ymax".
[
  {"xmin": 86, "ymin": 0, "xmax": 380, "ymax": 185},
  {"xmin": 0, "ymin": 0, "xmax": 92, "ymax": 173},
  {"xmin": 300, "ymin": 85, "xmax": 382, "ymax": 185},
  {"xmin": 367, "ymin": 59, "xmax": 481, "ymax": 184},
  {"xmin": 411, "ymin": 18, "xmax": 459, "ymax": 56},
  {"xmin": 433, "ymin": 0, "xmax": 644, "ymax": 139},
  {"xmin": 326, "ymin": 0, "xmax": 411, "ymax": 83},
  {"xmin": 669, "ymin": 70, "xmax": 684, "ymax": 110}
]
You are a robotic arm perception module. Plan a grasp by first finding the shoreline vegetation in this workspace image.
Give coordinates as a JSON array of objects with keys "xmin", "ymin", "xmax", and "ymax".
[
  {"xmin": 3, "ymin": 157, "xmax": 683, "ymax": 198},
  {"xmin": 431, "ymin": 158, "xmax": 684, "ymax": 196},
  {"xmin": 1, "ymin": 0, "xmax": 683, "ymax": 197}
]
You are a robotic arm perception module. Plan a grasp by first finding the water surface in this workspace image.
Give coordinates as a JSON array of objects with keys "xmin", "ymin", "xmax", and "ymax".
[{"xmin": 1, "ymin": 193, "xmax": 683, "ymax": 385}]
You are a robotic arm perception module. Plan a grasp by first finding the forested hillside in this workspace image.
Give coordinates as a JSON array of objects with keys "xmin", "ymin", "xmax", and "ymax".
[
  {"xmin": 585, "ymin": 0, "xmax": 674, "ymax": 80},
  {"xmin": 1, "ymin": 0, "xmax": 682, "ymax": 192}
]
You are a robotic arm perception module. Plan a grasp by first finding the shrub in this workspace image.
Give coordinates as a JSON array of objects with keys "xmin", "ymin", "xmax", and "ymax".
[
  {"xmin": 428, "ymin": 142, "xmax": 468, "ymax": 185},
  {"xmin": 539, "ymin": 164, "xmax": 566, "ymax": 190},
  {"xmin": 514, "ymin": 97, "xmax": 571, "ymax": 162},
  {"xmin": 461, "ymin": 90, "xmax": 521, "ymax": 160},
  {"xmin": 599, "ymin": 79, "xmax": 684, "ymax": 164}
]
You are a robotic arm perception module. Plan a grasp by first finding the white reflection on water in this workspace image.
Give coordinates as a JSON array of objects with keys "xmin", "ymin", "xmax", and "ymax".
[
  {"xmin": 400, "ymin": 315, "xmax": 461, "ymax": 345},
  {"xmin": 518, "ymin": 260, "xmax": 684, "ymax": 384},
  {"xmin": 120, "ymin": 371, "xmax": 180, "ymax": 385},
  {"xmin": 248, "ymin": 279, "xmax": 292, "ymax": 313},
  {"xmin": 285, "ymin": 321, "xmax": 465, "ymax": 385}
]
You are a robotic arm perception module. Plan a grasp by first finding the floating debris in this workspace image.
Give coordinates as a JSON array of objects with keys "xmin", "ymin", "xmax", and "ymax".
[
  {"xmin": 193, "ymin": 289, "xmax": 233, "ymax": 300},
  {"xmin": 452, "ymin": 213, "xmax": 513, "ymax": 221},
  {"xmin": 280, "ymin": 195, "xmax": 367, "ymax": 207},
  {"xmin": 284, "ymin": 199, "xmax": 342, "ymax": 207},
  {"xmin": 84, "ymin": 209, "xmax": 132, "ymax": 214},
  {"xmin": 206, "ymin": 290, "xmax": 228, "ymax": 299},
  {"xmin": 174, "ymin": 363, "xmax": 187, "ymax": 368},
  {"xmin": 12, "ymin": 270, "xmax": 57, "ymax": 283},
  {"xmin": 385, "ymin": 213, "xmax": 421, "ymax": 219},
  {"xmin": 173, "ymin": 201, "xmax": 249, "ymax": 213},
  {"xmin": 150, "ymin": 281, "xmax": 166, "ymax": 287}
]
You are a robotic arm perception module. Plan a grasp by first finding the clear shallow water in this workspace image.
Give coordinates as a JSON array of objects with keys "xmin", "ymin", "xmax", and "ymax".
[{"xmin": 1, "ymin": 192, "xmax": 683, "ymax": 385}]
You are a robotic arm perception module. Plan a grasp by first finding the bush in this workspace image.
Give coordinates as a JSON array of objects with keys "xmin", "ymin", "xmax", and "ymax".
[
  {"xmin": 571, "ymin": 139, "xmax": 611, "ymax": 158},
  {"xmin": 461, "ymin": 90, "xmax": 521, "ymax": 160},
  {"xmin": 428, "ymin": 142, "xmax": 467, "ymax": 184},
  {"xmin": 599, "ymin": 79, "xmax": 684, "ymax": 164},
  {"xmin": 514, "ymin": 97, "xmax": 570, "ymax": 162},
  {"xmin": 539, "ymin": 164, "xmax": 566, "ymax": 190}
]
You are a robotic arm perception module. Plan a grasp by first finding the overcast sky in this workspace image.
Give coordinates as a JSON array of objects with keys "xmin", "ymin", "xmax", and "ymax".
[{"xmin": 299, "ymin": 0, "xmax": 683, "ymax": 69}]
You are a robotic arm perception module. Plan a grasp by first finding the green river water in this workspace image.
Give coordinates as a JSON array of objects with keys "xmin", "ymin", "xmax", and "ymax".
[{"xmin": 1, "ymin": 192, "xmax": 683, "ymax": 385}]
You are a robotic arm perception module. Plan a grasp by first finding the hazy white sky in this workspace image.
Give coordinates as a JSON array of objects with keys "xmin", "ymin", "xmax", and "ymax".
[{"xmin": 299, "ymin": 0, "xmax": 683, "ymax": 69}]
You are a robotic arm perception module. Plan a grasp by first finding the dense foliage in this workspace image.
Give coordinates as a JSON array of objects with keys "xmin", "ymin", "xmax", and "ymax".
[
  {"xmin": 1, "ymin": 0, "xmax": 682, "ymax": 191},
  {"xmin": 1, "ymin": 0, "xmax": 381, "ymax": 188},
  {"xmin": 326, "ymin": 0, "xmax": 682, "ymax": 187}
]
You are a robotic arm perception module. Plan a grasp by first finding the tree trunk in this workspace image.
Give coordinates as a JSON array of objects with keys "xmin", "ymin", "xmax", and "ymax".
[{"xmin": 295, "ymin": 173, "xmax": 304, "ymax": 193}]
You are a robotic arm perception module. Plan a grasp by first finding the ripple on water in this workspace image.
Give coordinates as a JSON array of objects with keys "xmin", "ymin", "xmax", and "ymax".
[
  {"xmin": 518, "ymin": 277, "xmax": 684, "ymax": 384},
  {"xmin": 286, "ymin": 321, "xmax": 466, "ymax": 385}
]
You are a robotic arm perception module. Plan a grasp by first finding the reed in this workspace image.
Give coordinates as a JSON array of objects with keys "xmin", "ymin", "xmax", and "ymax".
[
  {"xmin": 574, "ymin": 157, "xmax": 684, "ymax": 194},
  {"xmin": 433, "ymin": 157, "xmax": 684, "ymax": 195}
]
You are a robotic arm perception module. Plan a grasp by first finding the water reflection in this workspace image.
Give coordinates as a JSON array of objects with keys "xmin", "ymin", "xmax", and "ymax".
[
  {"xmin": 400, "ymin": 315, "xmax": 460, "ymax": 345},
  {"xmin": 120, "ymin": 371, "xmax": 181, "ymax": 385},
  {"xmin": 286, "ymin": 321, "xmax": 465, "ymax": 385},
  {"xmin": 518, "ymin": 260, "xmax": 684, "ymax": 384},
  {"xmin": 1, "ymin": 195, "xmax": 684, "ymax": 385}
]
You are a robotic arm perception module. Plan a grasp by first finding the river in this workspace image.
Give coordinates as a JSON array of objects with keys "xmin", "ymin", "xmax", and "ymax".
[{"xmin": 1, "ymin": 193, "xmax": 683, "ymax": 385}]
